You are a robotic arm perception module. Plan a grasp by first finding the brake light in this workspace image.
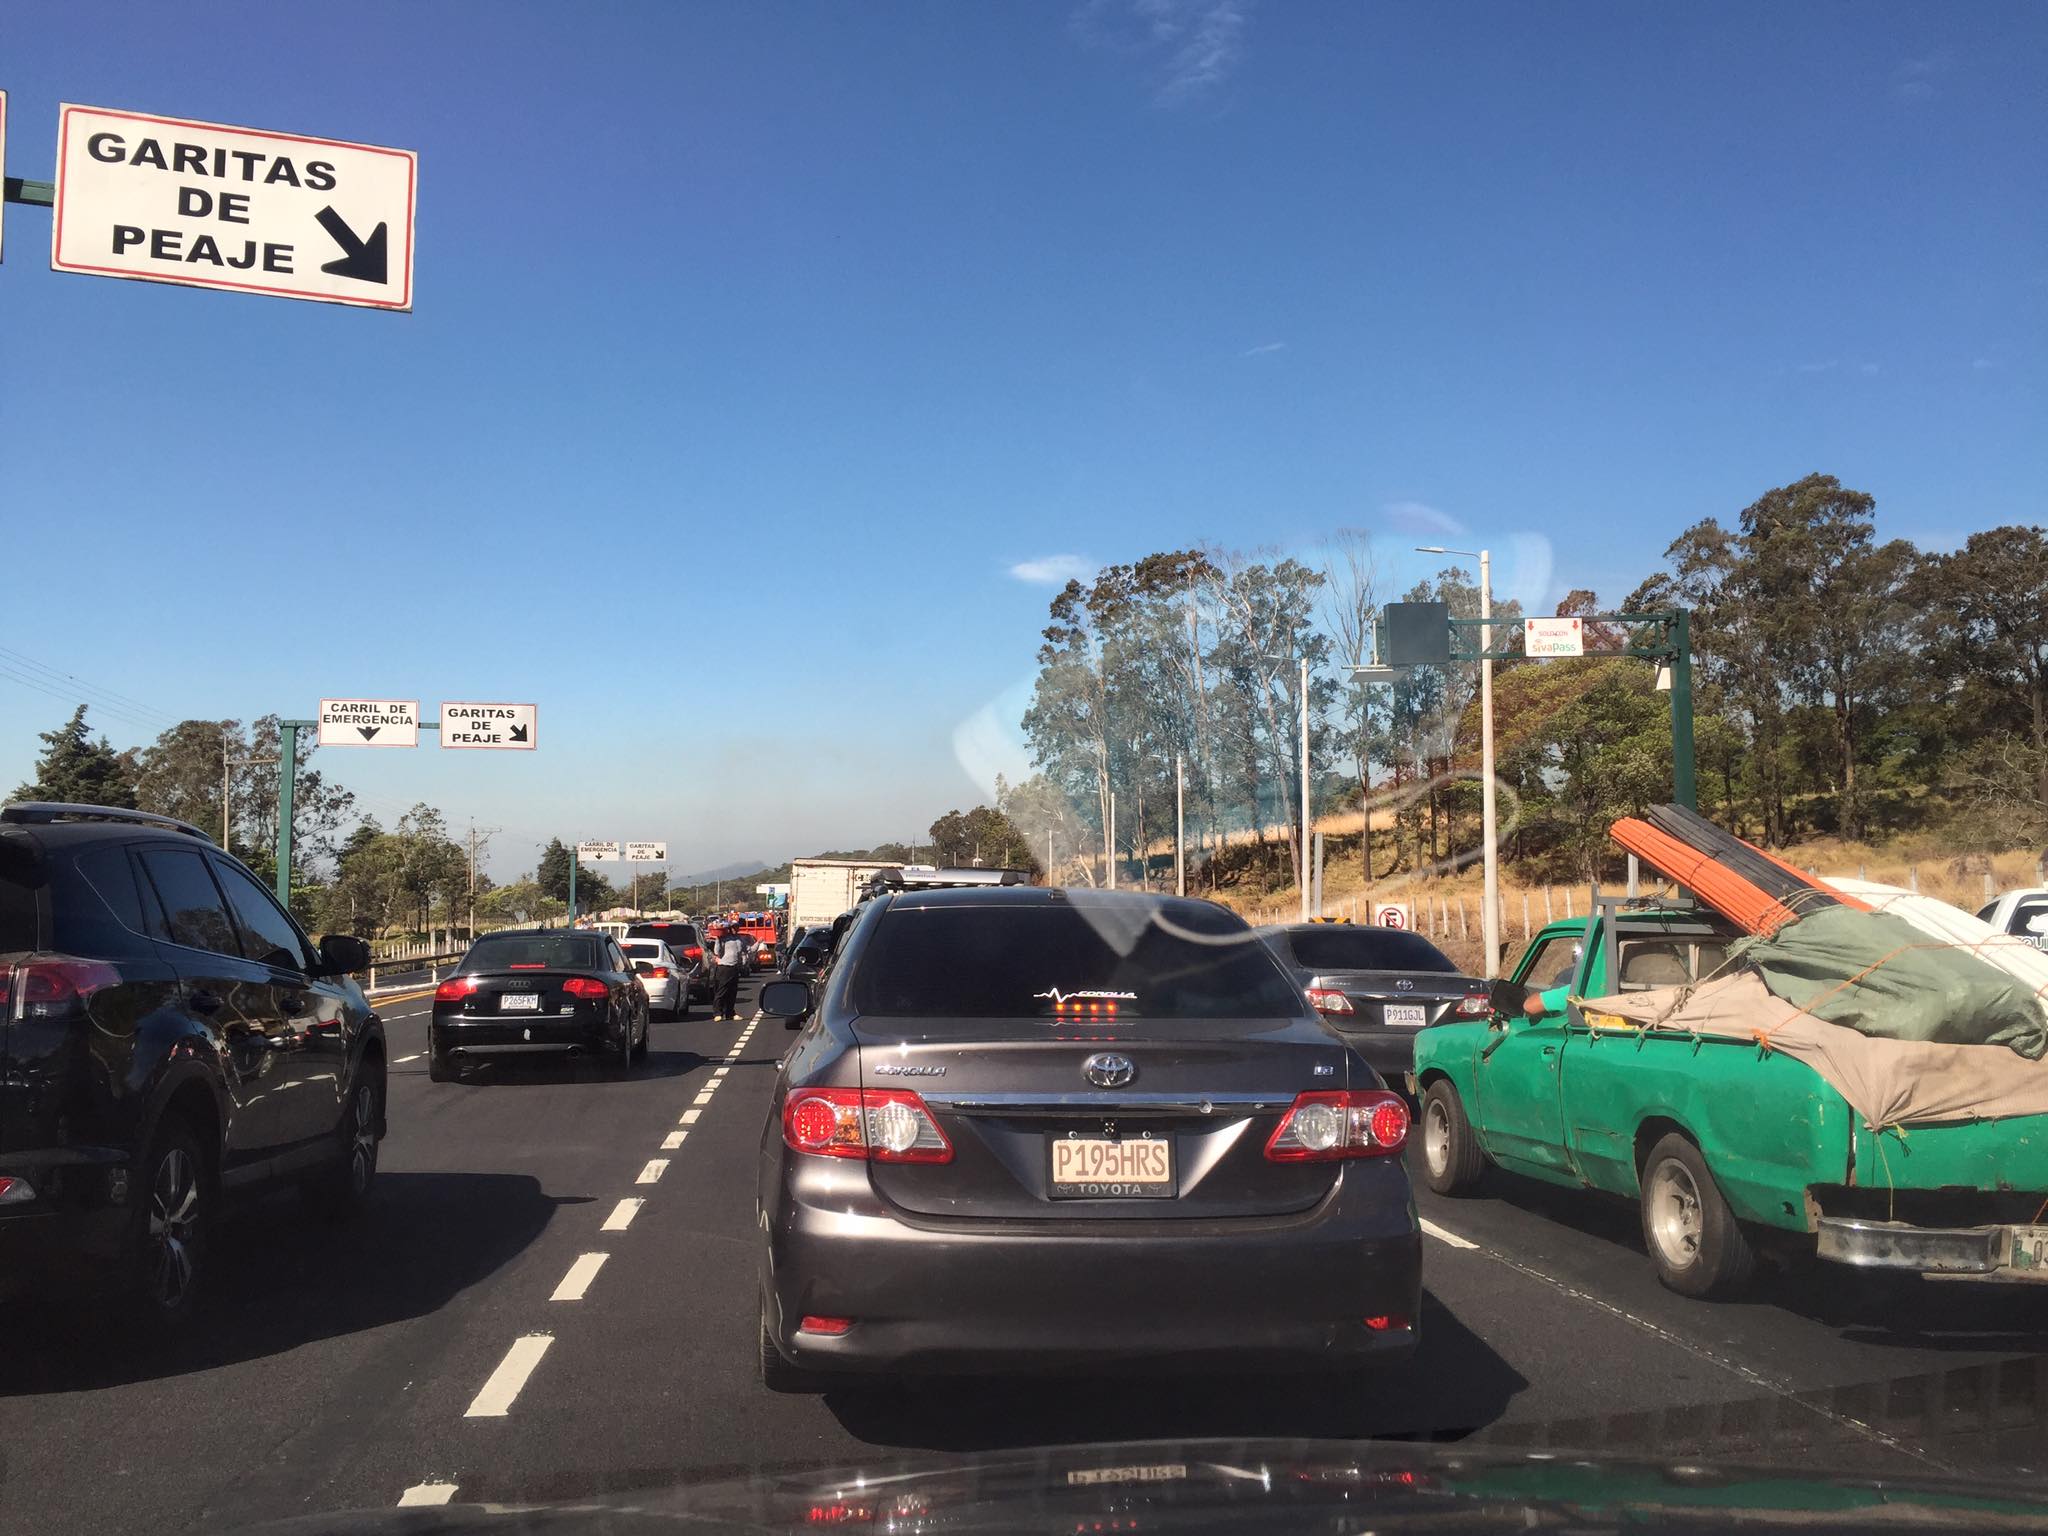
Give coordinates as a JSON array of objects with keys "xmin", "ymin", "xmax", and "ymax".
[
  {"xmin": 562, "ymin": 976, "xmax": 608, "ymax": 999},
  {"xmin": 646, "ymin": 966, "xmax": 670, "ymax": 979},
  {"xmin": 435, "ymin": 976, "xmax": 479, "ymax": 1002},
  {"xmin": 1458, "ymin": 993, "xmax": 1491, "ymax": 1016},
  {"xmin": 1265, "ymin": 1090, "xmax": 1410, "ymax": 1161},
  {"xmin": 1306, "ymin": 987, "xmax": 1354, "ymax": 1017},
  {"xmin": 684, "ymin": 946, "xmax": 703, "ymax": 961},
  {"xmin": 783, "ymin": 1088, "xmax": 953, "ymax": 1163},
  {"xmin": 1364, "ymin": 1313, "xmax": 1413, "ymax": 1331},
  {"xmin": 7, "ymin": 958, "xmax": 121, "ymax": 1019},
  {"xmin": 798, "ymin": 1314, "xmax": 852, "ymax": 1335},
  {"xmin": 509, "ymin": 962, "xmax": 547, "ymax": 970}
]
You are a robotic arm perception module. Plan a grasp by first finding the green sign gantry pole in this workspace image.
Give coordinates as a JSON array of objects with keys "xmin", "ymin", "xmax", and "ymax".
[
  {"xmin": 568, "ymin": 851, "xmax": 579, "ymax": 923},
  {"xmin": 274, "ymin": 718, "xmax": 316, "ymax": 906},
  {"xmin": 1441, "ymin": 607, "xmax": 1698, "ymax": 814}
]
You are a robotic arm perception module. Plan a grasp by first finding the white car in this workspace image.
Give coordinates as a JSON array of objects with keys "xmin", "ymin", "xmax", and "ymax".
[{"xmin": 621, "ymin": 938, "xmax": 684, "ymax": 1019}]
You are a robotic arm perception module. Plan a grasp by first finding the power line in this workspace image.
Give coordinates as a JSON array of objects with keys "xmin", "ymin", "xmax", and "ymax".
[
  {"xmin": 0, "ymin": 645, "xmax": 183, "ymax": 730},
  {"xmin": 0, "ymin": 663, "xmax": 171, "ymax": 738}
]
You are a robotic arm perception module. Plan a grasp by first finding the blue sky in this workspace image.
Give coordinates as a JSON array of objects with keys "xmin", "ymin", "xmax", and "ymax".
[{"xmin": 3, "ymin": 2, "xmax": 2041, "ymax": 877}]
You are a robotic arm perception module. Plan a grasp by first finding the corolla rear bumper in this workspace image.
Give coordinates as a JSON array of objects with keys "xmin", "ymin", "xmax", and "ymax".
[{"xmin": 762, "ymin": 1159, "xmax": 1421, "ymax": 1375}]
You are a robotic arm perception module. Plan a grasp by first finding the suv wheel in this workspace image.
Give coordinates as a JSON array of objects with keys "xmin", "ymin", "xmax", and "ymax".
[
  {"xmin": 132, "ymin": 1120, "xmax": 208, "ymax": 1324},
  {"xmin": 306, "ymin": 1076, "xmax": 381, "ymax": 1218}
]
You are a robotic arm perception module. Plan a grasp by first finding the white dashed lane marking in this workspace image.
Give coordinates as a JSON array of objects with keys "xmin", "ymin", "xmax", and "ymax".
[
  {"xmin": 600, "ymin": 1198, "xmax": 643, "ymax": 1231},
  {"xmin": 398, "ymin": 1484, "xmax": 458, "ymax": 1507},
  {"xmin": 692, "ymin": 1090, "xmax": 714, "ymax": 1106},
  {"xmin": 662, "ymin": 1131, "xmax": 687, "ymax": 1149},
  {"xmin": 636, "ymin": 1159, "xmax": 668, "ymax": 1184},
  {"xmin": 1421, "ymin": 1218, "xmax": 1479, "ymax": 1250},
  {"xmin": 395, "ymin": 1054, "xmax": 421, "ymax": 1064},
  {"xmin": 464, "ymin": 1334, "xmax": 553, "ymax": 1418},
  {"xmin": 680, "ymin": 1109, "xmax": 701, "ymax": 1125},
  {"xmin": 549, "ymin": 1252, "xmax": 608, "ymax": 1301}
]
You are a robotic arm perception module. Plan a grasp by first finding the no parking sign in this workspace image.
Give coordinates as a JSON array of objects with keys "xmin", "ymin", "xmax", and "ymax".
[{"xmin": 1372, "ymin": 902, "xmax": 1413, "ymax": 930}]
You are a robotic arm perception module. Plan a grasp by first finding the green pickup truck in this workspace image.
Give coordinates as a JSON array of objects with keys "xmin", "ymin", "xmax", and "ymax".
[{"xmin": 1411, "ymin": 900, "xmax": 2048, "ymax": 1297}]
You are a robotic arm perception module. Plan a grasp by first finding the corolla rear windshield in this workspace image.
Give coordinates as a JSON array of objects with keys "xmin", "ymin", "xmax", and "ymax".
[
  {"xmin": 463, "ymin": 934, "xmax": 605, "ymax": 971},
  {"xmin": 1287, "ymin": 928, "xmax": 1462, "ymax": 974},
  {"xmin": 850, "ymin": 901, "xmax": 1303, "ymax": 1019}
]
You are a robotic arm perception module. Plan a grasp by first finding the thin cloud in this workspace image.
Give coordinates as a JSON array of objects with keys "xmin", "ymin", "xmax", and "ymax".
[
  {"xmin": 1796, "ymin": 360, "xmax": 1840, "ymax": 374},
  {"xmin": 1241, "ymin": 341, "xmax": 1286, "ymax": 357},
  {"xmin": 1894, "ymin": 48, "xmax": 1953, "ymax": 102},
  {"xmin": 1861, "ymin": 362, "xmax": 1882, "ymax": 376},
  {"xmin": 1009, "ymin": 554, "xmax": 1096, "ymax": 586},
  {"xmin": 1381, "ymin": 501, "xmax": 1464, "ymax": 539},
  {"xmin": 1972, "ymin": 357, "xmax": 1996, "ymax": 370},
  {"xmin": 1073, "ymin": 0, "xmax": 1253, "ymax": 104}
]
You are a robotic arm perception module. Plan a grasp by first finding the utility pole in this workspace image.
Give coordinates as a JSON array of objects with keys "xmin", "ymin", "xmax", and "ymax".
[
  {"xmin": 1107, "ymin": 792, "xmax": 1117, "ymax": 891},
  {"xmin": 1299, "ymin": 655, "xmax": 1311, "ymax": 923},
  {"xmin": 221, "ymin": 730, "xmax": 276, "ymax": 852},
  {"xmin": 1416, "ymin": 545, "xmax": 1500, "ymax": 976},
  {"xmin": 569, "ymin": 849, "xmax": 579, "ymax": 924},
  {"xmin": 1046, "ymin": 827, "xmax": 1055, "ymax": 886},
  {"xmin": 467, "ymin": 824, "xmax": 498, "ymax": 941}
]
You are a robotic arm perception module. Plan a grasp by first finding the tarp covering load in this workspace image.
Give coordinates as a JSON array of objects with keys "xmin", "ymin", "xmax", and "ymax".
[
  {"xmin": 1582, "ymin": 973, "xmax": 2048, "ymax": 1129},
  {"xmin": 1728, "ymin": 905, "xmax": 2048, "ymax": 1059},
  {"xmin": 1825, "ymin": 877, "xmax": 2048, "ymax": 1002}
]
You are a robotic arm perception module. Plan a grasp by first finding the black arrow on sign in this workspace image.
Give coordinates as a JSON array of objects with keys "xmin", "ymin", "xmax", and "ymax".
[
  {"xmin": 316, "ymin": 207, "xmax": 390, "ymax": 285},
  {"xmin": 510, "ymin": 723, "xmax": 529, "ymax": 743},
  {"xmin": 357, "ymin": 725, "xmax": 381, "ymax": 741}
]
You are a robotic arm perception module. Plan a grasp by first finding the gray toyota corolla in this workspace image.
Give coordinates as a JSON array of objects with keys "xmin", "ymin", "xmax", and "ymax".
[{"xmin": 753, "ymin": 884, "xmax": 1422, "ymax": 1389}]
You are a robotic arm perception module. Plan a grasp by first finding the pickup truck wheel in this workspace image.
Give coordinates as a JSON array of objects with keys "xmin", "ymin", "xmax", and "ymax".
[
  {"xmin": 1640, "ymin": 1133, "xmax": 1755, "ymax": 1298},
  {"xmin": 1420, "ymin": 1080, "xmax": 1486, "ymax": 1196}
]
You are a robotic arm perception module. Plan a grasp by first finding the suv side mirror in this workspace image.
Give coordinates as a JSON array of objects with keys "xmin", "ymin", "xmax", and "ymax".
[
  {"xmin": 759, "ymin": 978, "xmax": 813, "ymax": 1028},
  {"xmin": 315, "ymin": 933, "xmax": 372, "ymax": 977}
]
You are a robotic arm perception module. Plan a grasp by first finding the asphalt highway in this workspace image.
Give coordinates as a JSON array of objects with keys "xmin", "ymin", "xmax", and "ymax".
[{"xmin": 5, "ymin": 974, "xmax": 2045, "ymax": 1534}]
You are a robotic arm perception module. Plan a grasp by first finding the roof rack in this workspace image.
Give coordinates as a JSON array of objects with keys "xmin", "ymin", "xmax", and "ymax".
[
  {"xmin": 0, "ymin": 801, "xmax": 214, "ymax": 840},
  {"xmin": 860, "ymin": 865, "xmax": 1032, "ymax": 899}
]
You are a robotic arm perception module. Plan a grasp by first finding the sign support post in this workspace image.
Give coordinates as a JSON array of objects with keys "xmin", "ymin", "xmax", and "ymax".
[
  {"xmin": 274, "ymin": 718, "xmax": 315, "ymax": 906},
  {"xmin": 569, "ymin": 851, "xmax": 578, "ymax": 923}
]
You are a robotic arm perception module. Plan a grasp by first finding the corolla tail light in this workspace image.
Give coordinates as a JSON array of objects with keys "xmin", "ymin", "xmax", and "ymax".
[
  {"xmin": 1265, "ymin": 1090, "xmax": 1410, "ymax": 1161},
  {"xmin": 1458, "ymin": 993, "xmax": 1491, "ymax": 1015},
  {"xmin": 1306, "ymin": 987, "xmax": 1355, "ymax": 1017},
  {"xmin": 783, "ymin": 1088, "xmax": 953, "ymax": 1163}
]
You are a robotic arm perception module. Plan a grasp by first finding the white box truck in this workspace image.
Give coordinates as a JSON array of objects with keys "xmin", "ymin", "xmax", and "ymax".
[{"xmin": 787, "ymin": 858, "xmax": 900, "ymax": 934}]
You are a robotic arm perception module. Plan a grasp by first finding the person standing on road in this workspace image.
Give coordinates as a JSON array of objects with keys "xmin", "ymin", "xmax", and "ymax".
[{"xmin": 711, "ymin": 926, "xmax": 746, "ymax": 1021}]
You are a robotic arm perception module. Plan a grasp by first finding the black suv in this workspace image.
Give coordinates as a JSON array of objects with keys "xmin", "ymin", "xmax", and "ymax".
[{"xmin": 0, "ymin": 802, "xmax": 384, "ymax": 1323}]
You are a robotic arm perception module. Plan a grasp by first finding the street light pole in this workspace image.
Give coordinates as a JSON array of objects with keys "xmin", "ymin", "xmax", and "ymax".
[
  {"xmin": 1299, "ymin": 655, "xmax": 1311, "ymax": 922},
  {"xmin": 1417, "ymin": 546, "xmax": 1501, "ymax": 977}
]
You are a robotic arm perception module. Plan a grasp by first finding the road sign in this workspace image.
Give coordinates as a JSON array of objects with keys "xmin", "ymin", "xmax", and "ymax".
[
  {"xmin": 1372, "ymin": 901, "xmax": 1413, "ymax": 930},
  {"xmin": 440, "ymin": 701, "xmax": 537, "ymax": 750},
  {"xmin": 625, "ymin": 842, "xmax": 668, "ymax": 863},
  {"xmin": 51, "ymin": 103, "xmax": 416, "ymax": 310},
  {"xmin": 576, "ymin": 841, "xmax": 620, "ymax": 862},
  {"xmin": 1524, "ymin": 616, "xmax": 1585, "ymax": 658},
  {"xmin": 317, "ymin": 699, "xmax": 418, "ymax": 747}
]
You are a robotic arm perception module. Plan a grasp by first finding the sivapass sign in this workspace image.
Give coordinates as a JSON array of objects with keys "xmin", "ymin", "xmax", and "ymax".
[
  {"xmin": 51, "ymin": 103, "xmax": 416, "ymax": 309},
  {"xmin": 1524, "ymin": 616, "xmax": 1586, "ymax": 658}
]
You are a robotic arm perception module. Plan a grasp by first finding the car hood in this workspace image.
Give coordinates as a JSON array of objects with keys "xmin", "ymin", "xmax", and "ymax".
[{"xmin": 241, "ymin": 1435, "xmax": 2048, "ymax": 1536}]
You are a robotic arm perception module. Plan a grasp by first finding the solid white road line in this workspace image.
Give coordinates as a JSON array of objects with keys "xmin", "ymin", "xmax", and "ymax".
[
  {"xmin": 465, "ymin": 1334, "xmax": 553, "ymax": 1418},
  {"xmin": 1421, "ymin": 1218, "xmax": 1479, "ymax": 1250},
  {"xmin": 550, "ymin": 1252, "xmax": 609, "ymax": 1301},
  {"xmin": 680, "ymin": 1109, "xmax": 701, "ymax": 1125},
  {"xmin": 398, "ymin": 1483, "xmax": 458, "ymax": 1507},
  {"xmin": 396, "ymin": 1054, "xmax": 421, "ymax": 1064},
  {"xmin": 636, "ymin": 1158, "xmax": 668, "ymax": 1184},
  {"xmin": 601, "ymin": 1198, "xmax": 644, "ymax": 1231}
]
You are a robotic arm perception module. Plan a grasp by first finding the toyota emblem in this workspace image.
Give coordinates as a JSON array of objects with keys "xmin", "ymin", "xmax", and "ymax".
[
  {"xmin": 1394, "ymin": 979, "xmax": 1415, "ymax": 992},
  {"xmin": 1082, "ymin": 1052, "xmax": 1136, "ymax": 1089}
]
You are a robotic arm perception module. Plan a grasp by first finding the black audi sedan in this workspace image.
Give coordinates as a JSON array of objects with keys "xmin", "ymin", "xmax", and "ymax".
[
  {"xmin": 753, "ymin": 885, "xmax": 1421, "ymax": 1391},
  {"xmin": 429, "ymin": 928, "xmax": 648, "ymax": 1081},
  {"xmin": 1257, "ymin": 922, "xmax": 1488, "ymax": 1086}
]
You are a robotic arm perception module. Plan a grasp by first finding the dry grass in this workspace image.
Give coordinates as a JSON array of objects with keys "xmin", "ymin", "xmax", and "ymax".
[{"xmin": 1209, "ymin": 831, "xmax": 2048, "ymax": 977}]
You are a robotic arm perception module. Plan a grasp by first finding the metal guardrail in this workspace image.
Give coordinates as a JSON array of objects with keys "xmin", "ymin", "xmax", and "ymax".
[{"xmin": 364, "ymin": 951, "xmax": 468, "ymax": 996}]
